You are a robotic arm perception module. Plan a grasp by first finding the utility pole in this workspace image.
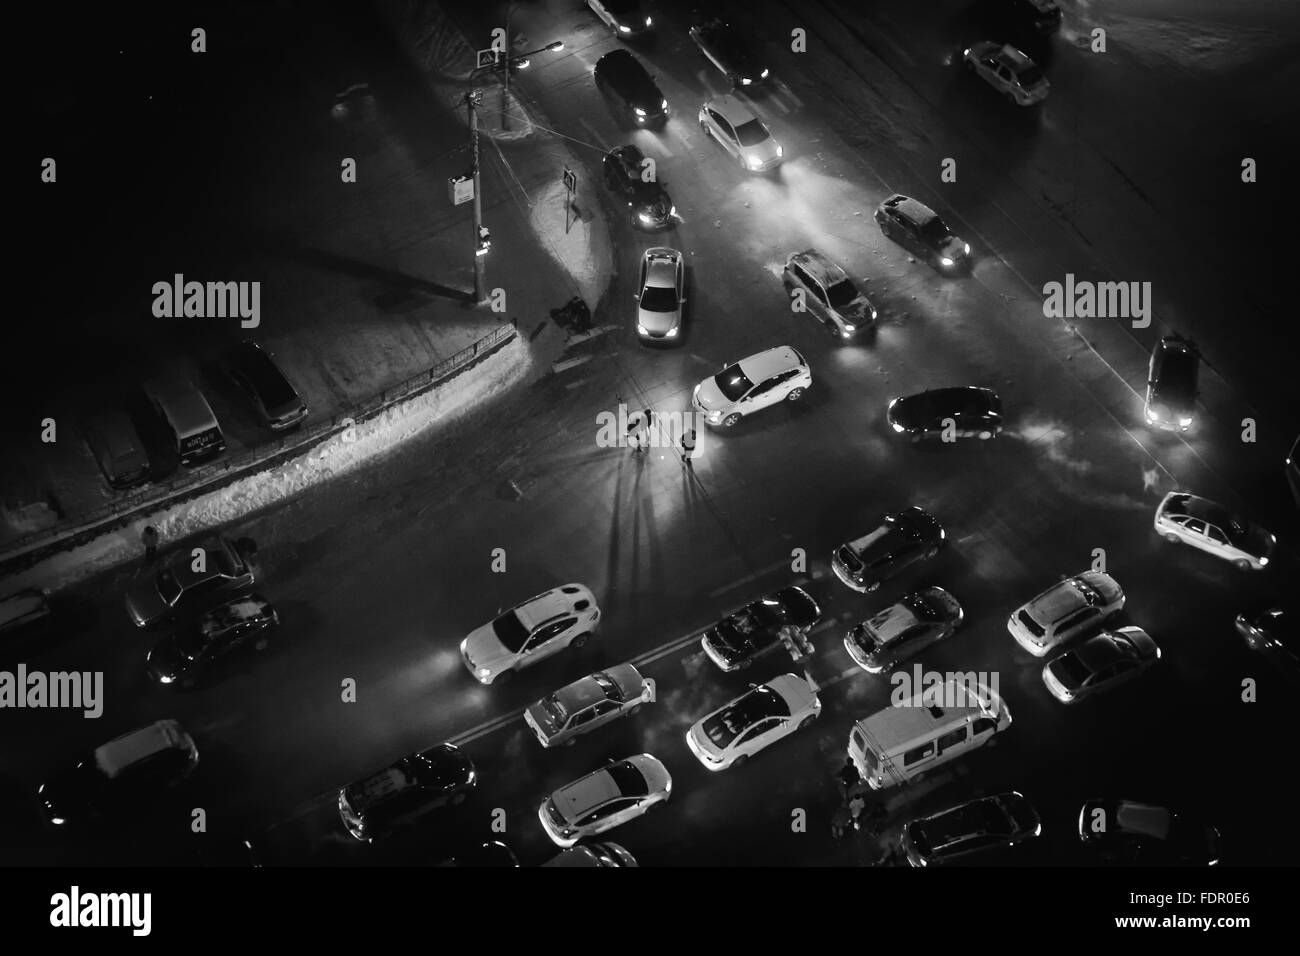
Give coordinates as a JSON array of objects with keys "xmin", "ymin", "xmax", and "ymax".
[{"xmin": 467, "ymin": 90, "xmax": 488, "ymax": 303}]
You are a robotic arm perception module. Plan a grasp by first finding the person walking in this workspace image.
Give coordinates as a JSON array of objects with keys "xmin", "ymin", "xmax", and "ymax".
[
  {"xmin": 626, "ymin": 412, "xmax": 643, "ymax": 455},
  {"xmin": 680, "ymin": 428, "xmax": 697, "ymax": 468},
  {"xmin": 848, "ymin": 793, "xmax": 866, "ymax": 831},
  {"xmin": 831, "ymin": 803, "xmax": 851, "ymax": 840},
  {"xmin": 837, "ymin": 758, "xmax": 860, "ymax": 798},
  {"xmin": 141, "ymin": 525, "xmax": 159, "ymax": 564}
]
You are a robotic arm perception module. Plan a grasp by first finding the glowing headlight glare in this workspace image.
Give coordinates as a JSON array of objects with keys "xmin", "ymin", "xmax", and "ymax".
[
  {"xmin": 760, "ymin": 68, "xmax": 770, "ymax": 78},
  {"xmin": 747, "ymin": 157, "xmax": 762, "ymax": 169},
  {"xmin": 661, "ymin": 98, "xmax": 668, "ymax": 109},
  {"xmin": 941, "ymin": 257, "xmax": 954, "ymax": 267},
  {"xmin": 843, "ymin": 324, "xmax": 856, "ymax": 334},
  {"xmin": 477, "ymin": 667, "xmax": 491, "ymax": 678},
  {"xmin": 634, "ymin": 107, "xmax": 646, "ymax": 116},
  {"xmin": 619, "ymin": 25, "xmax": 631, "ymax": 33},
  {"xmin": 963, "ymin": 243, "xmax": 971, "ymax": 254},
  {"xmin": 645, "ymin": 17, "xmax": 652, "ymax": 26},
  {"xmin": 637, "ymin": 324, "xmax": 649, "ymax": 336},
  {"xmin": 665, "ymin": 327, "xmax": 679, "ymax": 338},
  {"xmin": 891, "ymin": 421, "xmax": 906, "ymax": 433},
  {"xmin": 776, "ymin": 144, "xmax": 784, "ymax": 157},
  {"xmin": 741, "ymin": 78, "xmax": 752, "ymax": 85}
]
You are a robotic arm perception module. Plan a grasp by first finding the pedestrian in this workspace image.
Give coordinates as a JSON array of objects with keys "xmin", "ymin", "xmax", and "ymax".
[
  {"xmin": 837, "ymin": 758, "xmax": 860, "ymax": 797},
  {"xmin": 141, "ymin": 525, "xmax": 159, "ymax": 564},
  {"xmin": 848, "ymin": 794, "xmax": 866, "ymax": 831},
  {"xmin": 642, "ymin": 408, "xmax": 655, "ymax": 449},
  {"xmin": 626, "ymin": 413, "xmax": 643, "ymax": 454},
  {"xmin": 831, "ymin": 804, "xmax": 851, "ymax": 840},
  {"xmin": 680, "ymin": 428, "xmax": 697, "ymax": 468}
]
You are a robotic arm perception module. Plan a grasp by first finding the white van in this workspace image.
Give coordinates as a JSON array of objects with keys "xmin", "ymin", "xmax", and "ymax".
[
  {"xmin": 848, "ymin": 679, "xmax": 1011, "ymax": 790},
  {"xmin": 143, "ymin": 374, "xmax": 226, "ymax": 467}
]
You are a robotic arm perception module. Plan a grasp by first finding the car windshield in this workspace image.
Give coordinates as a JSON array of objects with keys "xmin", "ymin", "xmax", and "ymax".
[
  {"xmin": 640, "ymin": 285, "xmax": 678, "ymax": 312},
  {"xmin": 235, "ymin": 348, "xmax": 296, "ymax": 406},
  {"xmin": 826, "ymin": 279, "xmax": 859, "ymax": 309},
  {"xmin": 1053, "ymin": 653, "xmax": 1091, "ymax": 688},
  {"xmin": 1017, "ymin": 65, "xmax": 1045, "ymax": 87},
  {"xmin": 734, "ymin": 119, "xmax": 770, "ymax": 147},
  {"xmin": 541, "ymin": 694, "xmax": 568, "ymax": 724},
  {"xmin": 902, "ymin": 593, "xmax": 939, "ymax": 621},
  {"xmin": 714, "ymin": 365, "xmax": 754, "ymax": 402},
  {"xmin": 492, "ymin": 611, "xmax": 530, "ymax": 652},
  {"xmin": 703, "ymin": 687, "xmax": 786, "ymax": 746},
  {"xmin": 917, "ymin": 217, "xmax": 952, "ymax": 245},
  {"xmin": 606, "ymin": 762, "xmax": 649, "ymax": 797},
  {"xmin": 156, "ymin": 570, "xmax": 182, "ymax": 605}
]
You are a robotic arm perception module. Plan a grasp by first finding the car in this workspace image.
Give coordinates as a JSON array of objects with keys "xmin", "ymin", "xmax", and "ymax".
[
  {"xmin": 1007, "ymin": 570, "xmax": 1125, "ymax": 657},
  {"xmin": 887, "ymin": 387, "xmax": 1003, "ymax": 442},
  {"xmin": 962, "ymin": 41, "xmax": 1049, "ymax": 105},
  {"xmin": 1078, "ymin": 799, "xmax": 1221, "ymax": 866},
  {"xmin": 542, "ymin": 841, "xmax": 638, "ymax": 867},
  {"xmin": 224, "ymin": 341, "xmax": 308, "ymax": 431},
  {"xmin": 602, "ymin": 144, "xmax": 675, "ymax": 230},
  {"xmin": 441, "ymin": 840, "xmax": 520, "ymax": 868},
  {"xmin": 686, "ymin": 673, "xmax": 821, "ymax": 771},
  {"xmin": 1235, "ymin": 607, "xmax": 1298, "ymax": 667},
  {"xmin": 782, "ymin": 250, "xmax": 877, "ymax": 339},
  {"xmin": 124, "ymin": 535, "xmax": 256, "ymax": 628},
  {"xmin": 698, "ymin": 94, "xmax": 782, "ymax": 172},
  {"xmin": 689, "ymin": 18, "xmax": 768, "ymax": 87},
  {"xmin": 831, "ymin": 506, "xmax": 945, "ymax": 593},
  {"xmin": 900, "ymin": 791, "xmax": 1041, "ymax": 866},
  {"xmin": 460, "ymin": 584, "xmax": 600, "ymax": 685},
  {"xmin": 1142, "ymin": 335, "xmax": 1199, "ymax": 431},
  {"xmin": 1006, "ymin": 0, "xmax": 1063, "ymax": 34},
  {"xmin": 1041, "ymin": 626, "xmax": 1160, "ymax": 704},
  {"xmin": 1154, "ymin": 492, "xmax": 1275, "ymax": 570},
  {"xmin": 635, "ymin": 247, "xmax": 685, "ymax": 343},
  {"xmin": 0, "ymin": 588, "xmax": 53, "ymax": 638},
  {"xmin": 875, "ymin": 194, "xmax": 970, "ymax": 271},
  {"xmin": 38, "ymin": 719, "xmax": 199, "ymax": 827},
  {"xmin": 692, "ymin": 345, "xmax": 811, "ymax": 429},
  {"xmin": 587, "ymin": 0, "xmax": 652, "ymax": 38},
  {"xmin": 844, "ymin": 586, "xmax": 963, "ymax": 674},
  {"xmin": 338, "ymin": 744, "xmax": 477, "ymax": 843},
  {"xmin": 524, "ymin": 663, "xmax": 652, "ymax": 748},
  {"xmin": 146, "ymin": 593, "xmax": 279, "ymax": 688},
  {"xmin": 594, "ymin": 49, "xmax": 667, "ymax": 127},
  {"xmin": 538, "ymin": 754, "xmax": 671, "ymax": 847},
  {"xmin": 84, "ymin": 409, "xmax": 151, "ymax": 489},
  {"xmin": 700, "ymin": 585, "xmax": 822, "ymax": 672}
]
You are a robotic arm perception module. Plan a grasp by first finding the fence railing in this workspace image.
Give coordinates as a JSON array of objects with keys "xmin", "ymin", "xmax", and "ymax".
[{"xmin": 1, "ymin": 320, "xmax": 518, "ymax": 573}]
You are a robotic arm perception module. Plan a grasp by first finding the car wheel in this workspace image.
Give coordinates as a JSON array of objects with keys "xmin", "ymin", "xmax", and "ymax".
[
  {"xmin": 571, "ymin": 632, "xmax": 590, "ymax": 649},
  {"xmin": 1162, "ymin": 532, "xmax": 1181, "ymax": 545},
  {"xmin": 799, "ymin": 715, "xmax": 817, "ymax": 730},
  {"xmin": 786, "ymin": 387, "xmax": 806, "ymax": 402},
  {"xmin": 1233, "ymin": 559, "xmax": 1252, "ymax": 571},
  {"xmin": 723, "ymin": 413, "xmax": 742, "ymax": 428}
]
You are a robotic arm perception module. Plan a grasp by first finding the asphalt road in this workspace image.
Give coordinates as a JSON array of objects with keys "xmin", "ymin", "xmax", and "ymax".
[{"xmin": 4, "ymin": 0, "xmax": 1296, "ymax": 867}]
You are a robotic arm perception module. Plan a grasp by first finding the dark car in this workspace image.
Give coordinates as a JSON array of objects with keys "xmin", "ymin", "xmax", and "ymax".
[
  {"xmin": 587, "ymin": 0, "xmax": 653, "ymax": 38},
  {"xmin": 1235, "ymin": 607, "xmax": 1298, "ymax": 668},
  {"xmin": 84, "ymin": 409, "xmax": 151, "ymax": 489},
  {"xmin": 38, "ymin": 720, "xmax": 199, "ymax": 828},
  {"xmin": 0, "ymin": 588, "xmax": 53, "ymax": 639},
  {"xmin": 1143, "ymin": 335, "xmax": 1198, "ymax": 431},
  {"xmin": 1006, "ymin": 0, "xmax": 1063, "ymax": 34},
  {"xmin": 688, "ymin": 19, "xmax": 769, "ymax": 88},
  {"xmin": 875, "ymin": 194, "xmax": 970, "ymax": 272},
  {"xmin": 338, "ymin": 744, "xmax": 477, "ymax": 843},
  {"xmin": 594, "ymin": 49, "xmax": 668, "ymax": 127},
  {"xmin": 700, "ymin": 585, "xmax": 822, "ymax": 672},
  {"xmin": 147, "ymin": 593, "xmax": 279, "ymax": 688},
  {"xmin": 901, "ymin": 791, "xmax": 1041, "ymax": 866},
  {"xmin": 1078, "ymin": 799, "xmax": 1221, "ymax": 866},
  {"xmin": 124, "ymin": 536, "xmax": 256, "ymax": 628},
  {"xmin": 831, "ymin": 506, "xmax": 945, "ymax": 593},
  {"xmin": 225, "ymin": 341, "xmax": 308, "ymax": 431},
  {"xmin": 887, "ymin": 387, "xmax": 1003, "ymax": 441},
  {"xmin": 603, "ymin": 145, "xmax": 675, "ymax": 229}
]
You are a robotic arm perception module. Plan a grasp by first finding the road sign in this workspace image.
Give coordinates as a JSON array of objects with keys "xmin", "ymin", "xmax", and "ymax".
[
  {"xmin": 563, "ymin": 166, "xmax": 577, "ymax": 193},
  {"xmin": 477, "ymin": 49, "xmax": 499, "ymax": 69},
  {"xmin": 448, "ymin": 173, "xmax": 474, "ymax": 205}
]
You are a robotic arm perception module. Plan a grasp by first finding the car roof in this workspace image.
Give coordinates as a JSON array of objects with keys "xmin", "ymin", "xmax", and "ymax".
[
  {"xmin": 172, "ymin": 537, "xmax": 242, "ymax": 586},
  {"xmin": 704, "ymin": 93, "xmax": 756, "ymax": 126},
  {"xmin": 143, "ymin": 374, "xmax": 218, "ymax": 429},
  {"xmin": 788, "ymin": 249, "xmax": 849, "ymax": 287},
  {"xmin": 0, "ymin": 589, "xmax": 51, "ymax": 630},
  {"xmin": 95, "ymin": 720, "xmax": 186, "ymax": 778},
  {"xmin": 869, "ymin": 600, "xmax": 926, "ymax": 645},
  {"xmin": 200, "ymin": 594, "xmax": 272, "ymax": 635},
  {"xmin": 1161, "ymin": 493, "xmax": 1234, "ymax": 527},
  {"xmin": 859, "ymin": 680, "xmax": 996, "ymax": 753},
  {"xmin": 883, "ymin": 194, "xmax": 937, "ymax": 225},
  {"xmin": 555, "ymin": 767, "xmax": 623, "ymax": 818},
  {"xmin": 995, "ymin": 45, "xmax": 1035, "ymax": 69},
  {"xmin": 1029, "ymin": 572, "xmax": 1116, "ymax": 622},
  {"xmin": 1115, "ymin": 802, "xmax": 1173, "ymax": 840},
  {"xmin": 737, "ymin": 345, "xmax": 805, "ymax": 380},
  {"xmin": 553, "ymin": 668, "xmax": 633, "ymax": 712},
  {"xmin": 514, "ymin": 584, "xmax": 592, "ymax": 630}
]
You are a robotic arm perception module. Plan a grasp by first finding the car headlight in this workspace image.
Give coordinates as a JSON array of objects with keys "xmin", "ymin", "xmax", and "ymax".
[
  {"xmin": 634, "ymin": 107, "xmax": 646, "ymax": 116},
  {"xmin": 1145, "ymin": 407, "xmax": 1159, "ymax": 422},
  {"xmin": 661, "ymin": 99, "xmax": 668, "ymax": 110},
  {"xmin": 638, "ymin": 212, "xmax": 653, "ymax": 224},
  {"xmin": 842, "ymin": 324, "xmax": 856, "ymax": 335},
  {"xmin": 51, "ymin": 816, "xmax": 66, "ymax": 825},
  {"xmin": 1178, "ymin": 416, "xmax": 1193, "ymax": 427},
  {"xmin": 669, "ymin": 205, "xmax": 677, "ymax": 217},
  {"xmin": 637, "ymin": 324, "xmax": 649, "ymax": 336},
  {"xmin": 477, "ymin": 667, "xmax": 491, "ymax": 678},
  {"xmin": 741, "ymin": 77, "xmax": 752, "ymax": 85},
  {"xmin": 620, "ymin": 25, "xmax": 632, "ymax": 33},
  {"xmin": 963, "ymin": 243, "xmax": 970, "ymax": 254},
  {"xmin": 665, "ymin": 326, "xmax": 679, "ymax": 338},
  {"xmin": 891, "ymin": 421, "xmax": 906, "ymax": 433},
  {"xmin": 760, "ymin": 68, "xmax": 770, "ymax": 78},
  {"xmin": 941, "ymin": 257, "xmax": 954, "ymax": 267},
  {"xmin": 706, "ymin": 410, "xmax": 723, "ymax": 423},
  {"xmin": 776, "ymin": 144, "xmax": 784, "ymax": 157},
  {"xmin": 645, "ymin": 17, "xmax": 652, "ymax": 26},
  {"xmin": 747, "ymin": 157, "xmax": 763, "ymax": 169},
  {"xmin": 158, "ymin": 673, "xmax": 174, "ymax": 684},
  {"xmin": 1259, "ymin": 556, "xmax": 1269, "ymax": 567}
]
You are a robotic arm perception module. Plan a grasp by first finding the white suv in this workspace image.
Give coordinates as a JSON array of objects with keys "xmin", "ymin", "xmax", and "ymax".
[
  {"xmin": 1155, "ymin": 492, "xmax": 1275, "ymax": 570},
  {"xmin": 460, "ymin": 584, "xmax": 600, "ymax": 685},
  {"xmin": 693, "ymin": 346, "xmax": 811, "ymax": 428},
  {"xmin": 962, "ymin": 42, "xmax": 1049, "ymax": 105},
  {"xmin": 1007, "ymin": 571, "xmax": 1124, "ymax": 657}
]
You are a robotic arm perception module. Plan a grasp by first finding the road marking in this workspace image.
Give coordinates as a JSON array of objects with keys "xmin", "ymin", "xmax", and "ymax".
[{"xmin": 705, "ymin": 557, "xmax": 795, "ymax": 598}]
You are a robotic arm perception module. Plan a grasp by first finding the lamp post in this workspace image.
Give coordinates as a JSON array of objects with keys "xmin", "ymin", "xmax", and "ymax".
[{"xmin": 467, "ymin": 89, "xmax": 487, "ymax": 304}]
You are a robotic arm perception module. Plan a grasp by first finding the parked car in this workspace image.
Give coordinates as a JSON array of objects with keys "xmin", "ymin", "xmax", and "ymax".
[
  {"xmin": 844, "ymin": 586, "xmax": 963, "ymax": 674},
  {"xmin": 689, "ymin": 18, "xmax": 768, "ymax": 87},
  {"xmin": 124, "ymin": 535, "xmax": 256, "ymax": 628},
  {"xmin": 962, "ymin": 41, "xmax": 1049, "ymax": 105},
  {"xmin": 1042, "ymin": 626, "xmax": 1160, "ymax": 704},
  {"xmin": 831, "ymin": 506, "xmax": 945, "ymax": 593},
  {"xmin": 0, "ymin": 588, "xmax": 53, "ymax": 638},
  {"xmin": 594, "ymin": 49, "xmax": 667, "ymax": 127},
  {"xmin": 1007, "ymin": 571, "xmax": 1124, "ymax": 657},
  {"xmin": 84, "ymin": 409, "xmax": 150, "ymax": 489},
  {"xmin": 602, "ymin": 144, "xmax": 675, "ymax": 229},
  {"xmin": 587, "ymin": 0, "xmax": 652, "ymax": 37},
  {"xmin": 543, "ymin": 841, "xmax": 638, "ymax": 867},
  {"xmin": 900, "ymin": 791, "xmax": 1041, "ymax": 866},
  {"xmin": 700, "ymin": 585, "xmax": 821, "ymax": 672},
  {"xmin": 38, "ymin": 719, "xmax": 199, "ymax": 827},
  {"xmin": 1235, "ymin": 607, "xmax": 1297, "ymax": 667},
  {"xmin": 1142, "ymin": 335, "xmax": 1199, "ymax": 431},
  {"xmin": 887, "ymin": 387, "xmax": 1003, "ymax": 441},
  {"xmin": 460, "ymin": 584, "xmax": 600, "ymax": 685},
  {"xmin": 875, "ymin": 194, "xmax": 970, "ymax": 272},
  {"xmin": 1078, "ymin": 799, "xmax": 1221, "ymax": 866},
  {"xmin": 692, "ymin": 346, "xmax": 811, "ymax": 428},
  {"xmin": 142, "ymin": 373, "xmax": 225, "ymax": 466},
  {"xmin": 146, "ymin": 594, "xmax": 279, "ymax": 688},
  {"xmin": 224, "ymin": 341, "xmax": 308, "ymax": 431},
  {"xmin": 686, "ymin": 674, "xmax": 820, "ymax": 771},
  {"xmin": 698, "ymin": 94, "xmax": 782, "ymax": 172},
  {"xmin": 338, "ymin": 744, "xmax": 477, "ymax": 843},
  {"xmin": 524, "ymin": 663, "xmax": 652, "ymax": 748},
  {"xmin": 1006, "ymin": 0, "xmax": 1063, "ymax": 34},
  {"xmin": 1155, "ymin": 492, "xmax": 1275, "ymax": 570},
  {"xmin": 538, "ymin": 754, "xmax": 671, "ymax": 847},
  {"xmin": 635, "ymin": 247, "xmax": 685, "ymax": 343},
  {"xmin": 782, "ymin": 249, "xmax": 877, "ymax": 339}
]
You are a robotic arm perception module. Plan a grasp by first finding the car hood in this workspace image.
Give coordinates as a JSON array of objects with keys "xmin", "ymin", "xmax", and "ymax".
[
  {"xmin": 147, "ymin": 638, "xmax": 196, "ymax": 680},
  {"xmin": 937, "ymin": 236, "xmax": 967, "ymax": 260},
  {"xmin": 125, "ymin": 580, "xmax": 169, "ymax": 626},
  {"xmin": 638, "ymin": 301, "xmax": 680, "ymax": 335},
  {"xmin": 694, "ymin": 377, "xmax": 731, "ymax": 413},
  {"xmin": 462, "ymin": 625, "xmax": 514, "ymax": 673},
  {"xmin": 740, "ymin": 136, "xmax": 781, "ymax": 166}
]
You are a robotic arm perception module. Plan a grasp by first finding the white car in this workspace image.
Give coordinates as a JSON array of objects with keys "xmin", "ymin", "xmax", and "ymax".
[
  {"xmin": 692, "ymin": 345, "xmax": 811, "ymax": 429},
  {"xmin": 524, "ymin": 663, "xmax": 652, "ymax": 748},
  {"xmin": 686, "ymin": 674, "xmax": 821, "ymax": 771},
  {"xmin": 1154, "ymin": 492, "xmax": 1275, "ymax": 571},
  {"xmin": 1007, "ymin": 571, "xmax": 1124, "ymax": 657},
  {"xmin": 635, "ymin": 247, "xmax": 685, "ymax": 343},
  {"xmin": 962, "ymin": 41, "xmax": 1049, "ymax": 105},
  {"xmin": 460, "ymin": 584, "xmax": 600, "ymax": 685},
  {"xmin": 1042, "ymin": 626, "xmax": 1160, "ymax": 704},
  {"xmin": 538, "ymin": 754, "xmax": 671, "ymax": 847},
  {"xmin": 587, "ymin": 0, "xmax": 652, "ymax": 37},
  {"xmin": 698, "ymin": 95, "xmax": 783, "ymax": 172}
]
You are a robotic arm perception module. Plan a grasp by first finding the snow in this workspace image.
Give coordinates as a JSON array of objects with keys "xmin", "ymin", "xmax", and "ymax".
[
  {"xmin": 7, "ymin": 336, "xmax": 531, "ymax": 594},
  {"xmin": 529, "ymin": 180, "xmax": 611, "ymax": 309}
]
